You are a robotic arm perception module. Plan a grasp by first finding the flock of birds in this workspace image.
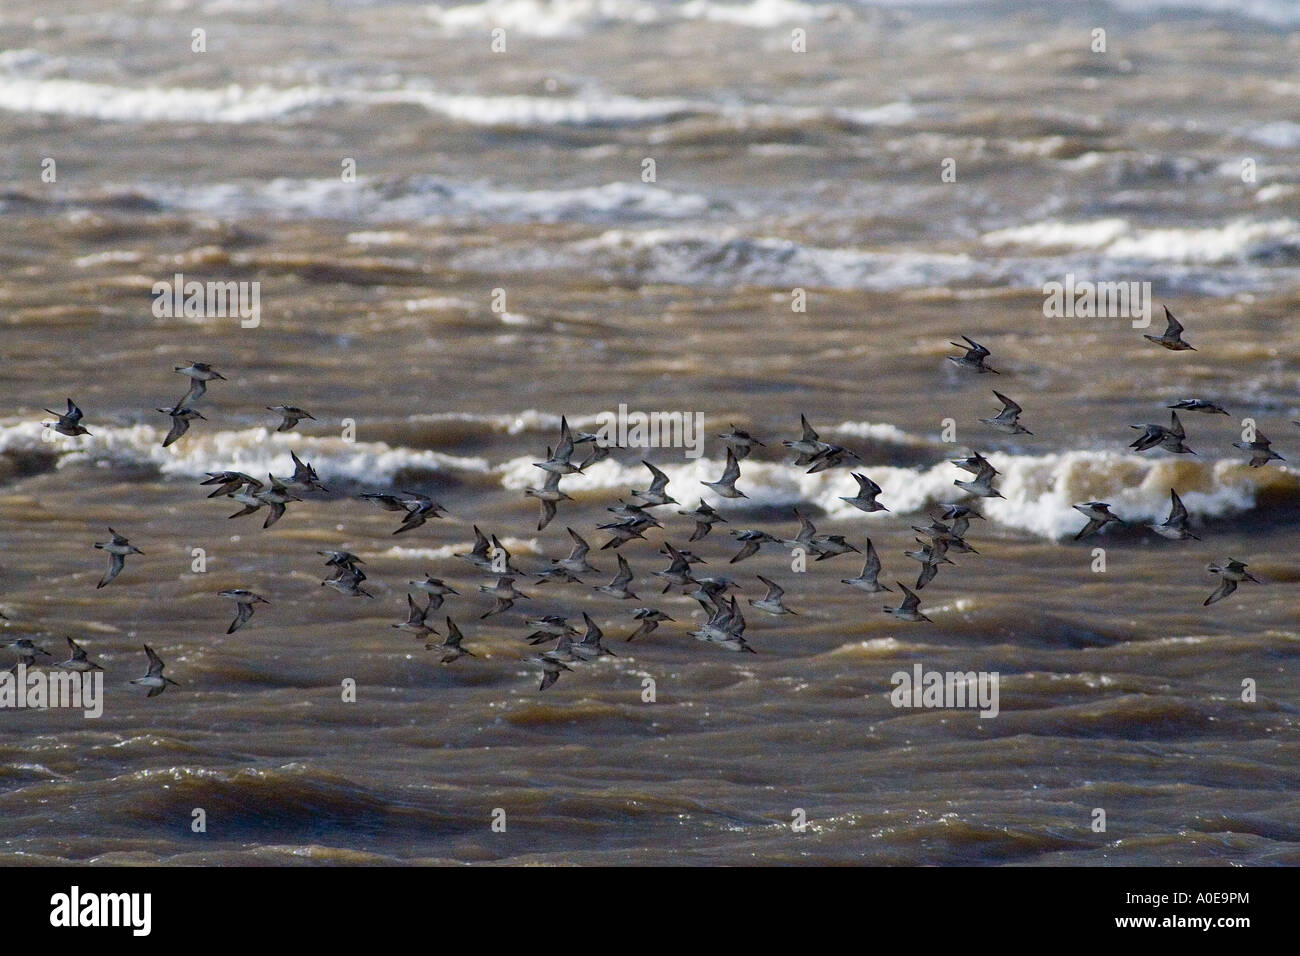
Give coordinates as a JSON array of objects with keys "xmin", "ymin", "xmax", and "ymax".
[{"xmin": 3, "ymin": 305, "xmax": 1284, "ymax": 694}]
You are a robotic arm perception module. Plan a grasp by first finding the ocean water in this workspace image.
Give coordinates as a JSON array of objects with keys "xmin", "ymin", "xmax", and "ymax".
[{"xmin": 1, "ymin": 0, "xmax": 1299, "ymax": 864}]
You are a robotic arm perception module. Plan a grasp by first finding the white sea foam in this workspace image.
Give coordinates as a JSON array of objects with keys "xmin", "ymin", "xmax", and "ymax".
[
  {"xmin": 0, "ymin": 422, "xmax": 489, "ymax": 483},
  {"xmin": 143, "ymin": 176, "xmax": 715, "ymax": 225},
  {"xmin": 495, "ymin": 446, "xmax": 1281, "ymax": 539},
  {"xmin": 0, "ymin": 78, "xmax": 338, "ymax": 123},
  {"xmin": 0, "ymin": 63, "xmax": 911, "ymax": 135},
  {"xmin": 559, "ymin": 227, "xmax": 992, "ymax": 290},
  {"xmin": 425, "ymin": 0, "xmax": 845, "ymax": 35},
  {"xmin": 4, "ymin": 419, "xmax": 1289, "ymax": 542},
  {"xmin": 1244, "ymin": 121, "xmax": 1300, "ymax": 149},
  {"xmin": 982, "ymin": 217, "xmax": 1299, "ymax": 265}
]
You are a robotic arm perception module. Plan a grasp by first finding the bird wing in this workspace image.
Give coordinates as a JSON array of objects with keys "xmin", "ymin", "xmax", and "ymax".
[
  {"xmin": 613, "ymin": 555, "xmax": 633, "ymax": 587},
  {"xmin": 1203, "ymin": 578, "xmax": 1237, "ymax": 606},
  {"xmin": 799, "ymin": 414, "xmax": 818, "ymax": 442},
  {"xmin": 992, "ymin": 390, "xmax": 1022, "ymax": 417},
  {"xmin": 1164, "ymin": 307, "xmax": 1183, "ymax": 336},
  {"xmin": 99, "ymin": 552, "xmax": 125, "ymax": 588}
]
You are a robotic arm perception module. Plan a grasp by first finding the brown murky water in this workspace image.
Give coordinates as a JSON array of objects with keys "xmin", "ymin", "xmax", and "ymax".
[{"xmin": 1, "ymin": 0, "xmax": 1299, "ymax": 864}]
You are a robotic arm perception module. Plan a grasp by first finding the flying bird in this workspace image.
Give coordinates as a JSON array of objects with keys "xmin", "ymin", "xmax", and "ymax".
[
  {"xmin": 131, "ymin": 644, "xmax": 179, "ymax": 697},
  {"xmin": 267, "ymin": 405, "xmax": 316, "ymax": 431},
  {"xmin": 219, "ymin": 588, "xmax": 269, "ymax": 634},
  {"xmin": 948, "ymin": 335, "xmax": 999, "ymax": 374},
  {"xmin": 43, "ymin": 398, "xmax": 91, "ymax": 437},
  {"xmin": 94, "ymin": 528, "xmax": 143, "ymax": 588},
  {"xmin": 1143, "ymin": 306, "xmax": 1196, "ymax": 351}
]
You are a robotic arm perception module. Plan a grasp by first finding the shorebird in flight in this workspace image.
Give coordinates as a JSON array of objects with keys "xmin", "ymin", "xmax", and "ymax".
[
  {"xmin": 783, "ymin": 414, "xmax": 833, "ymax": 463},
  {"xmin": 630, "ymin": 460, "xmax": 677, "ymax": 507},
  {"xmin": 429, "ymin": 617, "xmax": 474, "ymax": 663},
  {"xmin": 158, "ymin": 404, "xmax": 206, "ymax": 447},
  {"xmin": 321, "ymin": 566, "xmax": 374, "ymax": 598},
  {"xmin": 478, "ymin": 576, "xmax": 531, "ymax": 619},
  {"xmin": 626, "ymin": 607, "xmax": 673, "ymax": 642},
  {"xmin": 1203, "ymin": 559, "xmax": 1262, "ymax": 606},
  {"xmin": 1072, "ymin": 501, "xmax": 1124, "ymax": 540},
  {"xmin": 679, "ymin": 500, "xmax": 727, "ymax": 541},
  {"xmin": 4, "ymin": 638, "xmax": 52, "ymax": 673},
  {"xmin": 131, "ymin": 644, "xmax": 179, "ymax": 697},
  {"xmin": 54, "ymin": 637, "xmax": 103, "ymax": 672},
  {"xmin": 1143, "ymin": 306, "xmax": 1196, "ymax": 351},
  {"xmin": 393, "ymin": 594, "xmax": 439, "ymax": 640},
  {"xmin": 43, "ymin": 398, "xmax": 91, "ymax": 437},
  {"xmin": 219, "ymin": 588, "xmax": 269, "ymax": 634},
  {"xmin": 701, "ymin": 448, "xmax": 747, "ymax": 498},
  {"xmin": 524, "ymin": 467, "xmax": 572, "ymax": 531},
  {"xmin": 570, "ymin": 613, "xmax": 616, "ymax": 660},
  {"xmin": 1232, "ymin": 429, "xmax": 1284, "ymax": 468},
  {"xmin": 953, "ymin": 455, "xmax": 1003, "ymax": 499},
  {"xmin": 979, "ymin": 390, "xmax": 1032, "ymax": 436},
  {"xmin": 728, "ymin": 529, "xmax": 778, "ymax": 564},
  {"xmin": 173, "ymin": 362, "xmax": 226, "ymax": 405},
  {"xmin": 534, "ymin": 417, "xmax": 584, "ymax": 475},
  {"xmin": 1150, "ymin": 489, "xmax": 1199, "ymax": 540},
  {"xmin": 840, "ymin": 473, "xmax": 888, "ymax": 513},
  {"xmin": 1167, "ymin": 399, "xmax": 1227, "ymax": 415},
  {"xmin": 267, "ymin": 405, "xmax": 316, "ymax": 432},
  {"xmin": 1129, "ymin": 411, "xmax": 1196, "ymax": 455},
  {"xmin": 841, "ymin": 539, "xmax": 891, "ymax": 593},
  {"xmin": 94, "ymin": 528, "xmax": 142, "ymax": 588},
  {"xmin": 201, "ymin": 471, "xmax": 260, "ymax": 498},
  {"xmin": 409, "ymin": 574, "xmax": 457, "ymax": 610},
  {"xmin": 717, "ymin": 424, "xmax": 765, "ymax": 460},
  {"xmin": 652, "ymin": 543, "xmax": 698, "ymax": 594},
  {"xmin": 948, "ymin": 335, "xmax": 999, "ymax": 374},
  {"xmin": 594, "ymin": 554, "xmax": 639, "ymax": 600},
  {"xmin": 749, "ymin": 575, "xmax": 798, "ymax": 616},
  {"xmin": 883, "ymin": 582, "xmax": 932, "ymax": 623}
]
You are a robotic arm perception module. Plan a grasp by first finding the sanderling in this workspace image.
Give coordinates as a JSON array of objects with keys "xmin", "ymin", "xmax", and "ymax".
[
  {"xmin": 267, "ymin": 405, "xmax": 316, "ymax": 432},
  {"xmin": 841, "ymin": 539, "xmax": 892, "ymax": 593},
  {"xmin": 594, "ymin": 554, "xmax": 639, "ymax": 600},
  {"xmin": 979, "ymin": 390, "xmax": 1032, "ymax": 436},
  {"xmin": 173, "ymin": 362, "xmax": 225, "ymax": 405},
  {"xmin": 883, "ymin": 582, "xmax": 932, "ymax": 623},
  {"xmin": 393, "ymin": 594, "xmax": 439, "ymax": 640},
  {"xmin": 679, "ymin": 500, "xmax": 726, "ymax": 541},
  {"xmin": 429, "ymin": 617, "xmax": 475, "ymax": 663},
  {"xmin": 1072, "ymin": 501, "xmax": 1124, "ymax": 540},
  {"xmin": 626, "ymin": 607, "xmax": 673, "ymax": 642},
  {"xmin": 840, "ymin": 473, "xmax": 889, "ymax": 513},
  {"xmin": 219, "ymin": 588, "xmax": 269, "ymax": 634},
  {"xmin": 1150, "ymin": 489, "xmax": 1199, "ymax": 540},
  {"xmin": 749, "ymin": 575, "xmax": 798, "ymax": 616},
  {"xmin": 948, "ymin": 335, "xmax": 999, "ymax": 374},
  {"xmin": 43, "ymin": 398, "xmax": 91, "ymax": 437},
  {"xmin": 478, "ymin": 576, "xmax": 531, "ymax": 619},
  {"xmin": 131, "ymin": 644, "xmax": 179, "ymax": 697},
  {"xmin": 54, "ymin": 636, "xmax": 103, "ymax": 672},
  {"xmin": 1143, "ymin": 306, "xmax": 1196, "ymax": 351},
  {"xmin": 157, "ymin": 404, "xmax": 206, "ymax": 448},
  {"xmin": 1232, "ymin": 429, "xmax": 1284, "ymax": 468},
  {"xmin": 717, "ymin": 424, "xmax": 765, "ymax": 460},
  {"xmin": 94, "ymin": 528, "xmax": 143, "ymax": 589},
  {"xmin": 701, "ymin": 448, "xmax": 747, "ymax": 499},
  {"xmin": 1204, "ymin": 558, "xmax": 1262, "ymax": 606}
]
